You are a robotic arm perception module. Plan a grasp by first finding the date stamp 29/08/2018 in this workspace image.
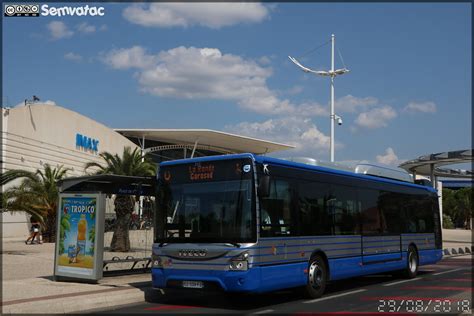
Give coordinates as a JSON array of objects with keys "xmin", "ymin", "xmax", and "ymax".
[{"xmin": 378, "ymin": 299, "xmax": 471, "ymax": 313}]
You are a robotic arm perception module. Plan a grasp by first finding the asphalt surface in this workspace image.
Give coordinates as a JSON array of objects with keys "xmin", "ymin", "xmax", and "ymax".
[{"xmin": 92, "ymin": 255, "xmax": 473, "ymax": 315}]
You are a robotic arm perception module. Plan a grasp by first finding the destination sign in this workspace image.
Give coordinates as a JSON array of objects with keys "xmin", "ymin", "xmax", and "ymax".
[{"xmin": 160, "ymin": 158, "xmax": 253, "ymax": 184}]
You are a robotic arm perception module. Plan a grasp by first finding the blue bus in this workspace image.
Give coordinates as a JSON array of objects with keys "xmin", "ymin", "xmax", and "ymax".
[{"xmin": 152, "ymin": 153, "xmax": 442, "ymax": 298}]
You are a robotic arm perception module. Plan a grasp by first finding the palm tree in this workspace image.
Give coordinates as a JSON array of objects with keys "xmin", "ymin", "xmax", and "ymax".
[
  {"xmin": 59, "ymin": 213, "xmax": 71, "ymax": 254},
  {"xmin": 85, "ymin": 147, "xmax": 156, "ymax": 252},
  {"xmin": 1, "ymin": 164, "xmax": 70, "ymax": 242},
  {"xmin": 89, "ymin": 226, "xmax": 96, "ymax": 255}
]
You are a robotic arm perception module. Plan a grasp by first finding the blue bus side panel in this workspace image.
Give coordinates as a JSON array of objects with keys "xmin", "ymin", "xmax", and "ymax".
[
  {"xmin": 419, "ymin": 249, "xmax": 443, "ymax": 265},
  {"xmin": 329, "ymin": 249, "xmax": 442, "ymax": 281},
  {"xmin": 259, "ymin": 262, "xmax": 307, "ymax": 292},
  {"xmin": 328, "ymin": 256, "xmax": 363, "ymax": 280}
]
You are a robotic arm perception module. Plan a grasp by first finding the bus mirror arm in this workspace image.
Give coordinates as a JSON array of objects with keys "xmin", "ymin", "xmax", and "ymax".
[{"xmin": 258, "ymin": 175, "xmax": 270, "ymax": 198}]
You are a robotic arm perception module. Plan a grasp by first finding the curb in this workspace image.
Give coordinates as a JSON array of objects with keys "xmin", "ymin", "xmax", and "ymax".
[
  {"xmin": 1, "ymin": 287, "xmax": 147, "ymax": 314},
  {"xmin": 443, "ymin": 246, "xmax": 473, "ymax": 257}
]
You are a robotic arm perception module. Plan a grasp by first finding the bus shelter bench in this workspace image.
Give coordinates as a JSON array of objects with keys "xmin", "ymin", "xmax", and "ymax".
[{"xmin": 102, "ymin": 256, "xmax": 152, "ymax": 270}]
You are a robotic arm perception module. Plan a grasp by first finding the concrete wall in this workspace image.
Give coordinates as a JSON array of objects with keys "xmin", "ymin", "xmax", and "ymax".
[{"xmin": 1, "ymin": 103, "xmax": 139, "ymax": 238}]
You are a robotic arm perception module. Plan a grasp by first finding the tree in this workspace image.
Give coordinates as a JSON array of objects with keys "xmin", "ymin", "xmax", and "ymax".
[
  {"xmin": 442, "ymin": 188, "xmax": 458, "ymax": 225},
  {"xmin": 1, "ymin": 164, "xmax": 70, "ymax": 242},
  {"xmin": 456, "ymin": 187, "xmax": 473, "ymax": 229},
  {"xmin": 84, "ymin": 147, "xmax": 156, "ymax": 252},
  {"xmin": 59, "ymin": 213, "xmax": 71, "ymax": 254},
  {"xmin": 442, "ymin": 187, "xmax": 473, "ymax": 229}
]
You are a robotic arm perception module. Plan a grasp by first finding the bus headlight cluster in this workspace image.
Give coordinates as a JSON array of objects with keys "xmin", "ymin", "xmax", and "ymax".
[
  {"xmin": 229, "ymin": 252, "xmax": 249, "ymax": 271},
  {"xmin": 152, "ymin": 255, "xmax": 163, "ymax": 268}
]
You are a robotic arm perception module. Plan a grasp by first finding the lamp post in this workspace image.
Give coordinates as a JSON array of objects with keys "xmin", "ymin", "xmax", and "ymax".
[{"xmin": 289, "ymin": 34, "xmax": 349, "ymax": 162}]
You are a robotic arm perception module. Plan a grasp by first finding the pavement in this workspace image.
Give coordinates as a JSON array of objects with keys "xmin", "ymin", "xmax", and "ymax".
[
  {"xmin": 1, "ymin": 228, "xmax": 472, "ymax": 314},
  {"xmin": 1, "ymin": 238, "xmax": 150, "ymax": 314},
  {"xmin": 442, "ymin": 228, "xmax": 473, "ymax": 255}
]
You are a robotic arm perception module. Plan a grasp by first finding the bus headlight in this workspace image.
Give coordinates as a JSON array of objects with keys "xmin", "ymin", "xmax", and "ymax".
[
  {"xmin": 229, "ymin": 252, "xmax": 249, "ymax": 271},
  {"xmin": 152, "ymin": 255, "xmax": 163, "ymax": 268}
]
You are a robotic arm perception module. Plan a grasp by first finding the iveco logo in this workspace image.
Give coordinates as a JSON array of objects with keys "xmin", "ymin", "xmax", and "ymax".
[{"xmin": 178, "ymin": 249, "xmax": 207, "ymax": 257}]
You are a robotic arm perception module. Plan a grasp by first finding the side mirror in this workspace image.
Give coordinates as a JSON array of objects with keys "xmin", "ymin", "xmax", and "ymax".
[{"xmin": 258, "ymin": 175, "xmax": 270, "ymax": 197}]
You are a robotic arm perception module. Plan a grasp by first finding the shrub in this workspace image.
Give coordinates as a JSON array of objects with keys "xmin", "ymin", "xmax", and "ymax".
[{"xmin": 442, "ymin": 214, "xmax": 454, "ymax": 229}]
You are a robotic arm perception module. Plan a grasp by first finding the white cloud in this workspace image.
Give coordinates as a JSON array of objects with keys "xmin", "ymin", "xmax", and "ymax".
[
  {"xmin": 123, "ymin": 3, "xmax": 270, "ymax": 29},
  {"xmin": 297, "ymin": 101, "xmax": 329, "ymax": 117},
  {"xmin": 47, "ymin": 21, "xmax": 73, "ymax": 40},
  {"xmin": 354, "ymin": 105, "xmax": 397, "ymax": 129},
  {"xmin": 102, "ymin": 46, "xmax": 157, "ymax": 70},
  {"xmin": 77, "ymin": 22, "xmax": 96, "ymax": 34},
  {"xmin": 258, "ymin": 56, "xmax": 272, "ymax": 65},
  {"xmin": 286, "ymin": 85, "xmax": 304, "ymax": 95},
  {"xmin": 336, "ymin": 95, "xmax": 378, "ymax": 113},
  {"xmin": 64, "ymin": 52, "xmax": 83, "ymax": 62},
  {"xmin": 376, "ymin": 147, "xmax": 401, "ymax": 166},
  {"xmin": 102, "ymin": 46, "xmax": 294, "ymax": 114},
  {"xmin": 226, "ymin": 117, "xmax": 336, "ymax": 157},
  {"xmin": 403, "ymin": 101, "xmax": 437, "ymax": 114},
  {"xmin": 102, "ymin": 45, "xmax": 385, "ymax": 119}
]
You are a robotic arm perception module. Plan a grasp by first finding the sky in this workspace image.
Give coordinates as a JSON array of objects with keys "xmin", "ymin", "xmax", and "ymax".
[{"xmin": 2, "ymin": 2, "xmax": 472, "ymax": 167}]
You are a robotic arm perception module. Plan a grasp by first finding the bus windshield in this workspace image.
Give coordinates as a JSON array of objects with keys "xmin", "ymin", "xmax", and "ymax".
[{"xmin": 156, "ymin": 159, "xmax": 256, "ymax": 243}]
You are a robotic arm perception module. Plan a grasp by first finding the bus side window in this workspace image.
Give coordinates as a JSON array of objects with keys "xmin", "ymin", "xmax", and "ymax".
[
  {"xmin": 359, "ymin": 189, "xmax": 382, "ymax": 235},
  {"xmin": 297, "ymin": 181, "xmax": 332, "ymax": 236},
  {"xmin": 330, "ymin": 184, "xmax": 359, "ymax": 235},
  {"xmin": 260, "ymin": 178, "xmax": 293, "ymax": 236}
]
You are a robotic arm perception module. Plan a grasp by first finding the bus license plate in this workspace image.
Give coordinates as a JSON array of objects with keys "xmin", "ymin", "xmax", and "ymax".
[{"xmin": 182, "ymin": 280, "xmax": 204, "ymax": 289}]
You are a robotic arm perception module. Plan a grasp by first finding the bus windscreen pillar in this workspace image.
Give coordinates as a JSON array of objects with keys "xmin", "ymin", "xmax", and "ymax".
[{"xmin": 54, "ymin": 193, "xmax": 105, "ymax": 281}]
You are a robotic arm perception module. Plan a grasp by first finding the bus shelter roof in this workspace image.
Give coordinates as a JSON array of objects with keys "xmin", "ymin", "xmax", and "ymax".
[{"xmin": 58, "ymin": 174, "xmax": 155, "ymax": 195}]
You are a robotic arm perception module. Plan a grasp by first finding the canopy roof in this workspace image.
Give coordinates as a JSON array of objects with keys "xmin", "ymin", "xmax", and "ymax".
[
  {"xmin": 115, "ymin": 129, "xmax": 294, "ymax": 155},
  {"xmin": 399, "ymin": 149, "xmax": 472, "ymax": 178}
]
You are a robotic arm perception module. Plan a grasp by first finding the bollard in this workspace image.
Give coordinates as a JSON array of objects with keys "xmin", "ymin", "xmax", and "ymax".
[
  {"xmin": 465, "ymin": 247, "xmax": 471, "ymax": 254},
  {"xmin": 451, "ymin": 248, "xmax": 458, "ymax": 255},
  {"xmin": 444, "ymin": 249, "xmax": 450, "ymax": 256}
]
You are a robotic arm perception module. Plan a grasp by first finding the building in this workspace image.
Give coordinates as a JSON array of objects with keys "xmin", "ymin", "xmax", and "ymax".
[{"xmin": 1, "ymin": 102, "xmax": 293, "ymax": 238}]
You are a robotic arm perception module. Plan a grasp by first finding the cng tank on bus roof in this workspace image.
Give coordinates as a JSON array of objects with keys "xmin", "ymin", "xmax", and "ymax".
[
  {"xmin": 282, "ymin": 157, "xmax": 354, "ymax": 172},
  {"xmin": 282, "ymin": 157, "xmax": 413, "ymax": 183},
  {"xmin": 353, "ymin": 163, "xmax": 414, "ymax": 183}
]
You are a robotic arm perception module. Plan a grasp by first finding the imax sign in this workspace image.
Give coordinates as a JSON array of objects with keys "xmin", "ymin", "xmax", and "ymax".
[{"xmin": 76, "ymin": 133, "xmax": 99, "ymax": 153}]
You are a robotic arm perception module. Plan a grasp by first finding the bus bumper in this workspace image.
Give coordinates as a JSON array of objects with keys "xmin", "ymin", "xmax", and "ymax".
[{"xmin": 152, "ymin": 267, "xmax": 261, "ymax": 293}]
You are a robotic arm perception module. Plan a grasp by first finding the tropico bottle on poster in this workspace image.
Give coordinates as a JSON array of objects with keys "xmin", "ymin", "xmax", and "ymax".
[{"xmin": 77, "ymin": 214, "xmax": 87, "ymax": 261}]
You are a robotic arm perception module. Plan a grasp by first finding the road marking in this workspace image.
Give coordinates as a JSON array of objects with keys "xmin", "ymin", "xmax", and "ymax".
[
  {"xmin": 432, "ymin": 268, "xmax": 465, "ymax": 276},
  {"xmin": 445, "ymin": 278, "xmax": 472, "ymax": 282},
  {"xmin": 403, "ymin": 286, "xmax": 472, "ymax": 291},
  {"xmin": 382, "ymin": 277, "xmax": 421, "ymax": 287},
  {"xmin": 253, "ymin": 309, "xmax": 274, "ymax": 314},
  {"xmin": 144, "ymin": 305, "xmax": 195, "ymax": 311},
  {"xmin": 303, "ymin": 289, "xmax": 366, "ymax": 304}
]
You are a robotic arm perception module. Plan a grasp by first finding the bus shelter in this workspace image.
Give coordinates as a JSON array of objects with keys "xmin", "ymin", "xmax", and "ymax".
[{"xmin": 54, "ymin": 175, "xmax": 155, "ymax": 282}]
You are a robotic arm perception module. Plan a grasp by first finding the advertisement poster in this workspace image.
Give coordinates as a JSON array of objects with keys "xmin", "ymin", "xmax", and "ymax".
[{"xmin": 56, "ymin": 196, "xmax": 97, "ymax": 276}]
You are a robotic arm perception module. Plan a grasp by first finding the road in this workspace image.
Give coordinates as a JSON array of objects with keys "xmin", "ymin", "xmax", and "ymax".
[{"xmin": 93, "ymin": 255, "xmax": 472, "ymax": 315}]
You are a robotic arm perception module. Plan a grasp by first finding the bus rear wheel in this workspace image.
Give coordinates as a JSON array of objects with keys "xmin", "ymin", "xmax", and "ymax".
[
  {"xmin": 405, "ymin": 246, "xmax": 419, "ymax": 278},
  {"xmin": 305, "ymin": 255, "xmax": 327, "ymax": 299}
]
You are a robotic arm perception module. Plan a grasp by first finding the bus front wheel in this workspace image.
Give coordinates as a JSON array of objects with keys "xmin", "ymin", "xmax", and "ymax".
[
  {"xmin": 405, "ymin": 246, "xmax": 419, "ymax": 278},
  {"xmin": 305, "ymin": 255, "xmax": 327, "ymax": 299}
]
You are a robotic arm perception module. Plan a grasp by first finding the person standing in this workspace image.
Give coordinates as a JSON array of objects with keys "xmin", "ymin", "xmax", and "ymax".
[{"xmin": 25, "ymin": 217, "xmax": 42, "ymax": 244}]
